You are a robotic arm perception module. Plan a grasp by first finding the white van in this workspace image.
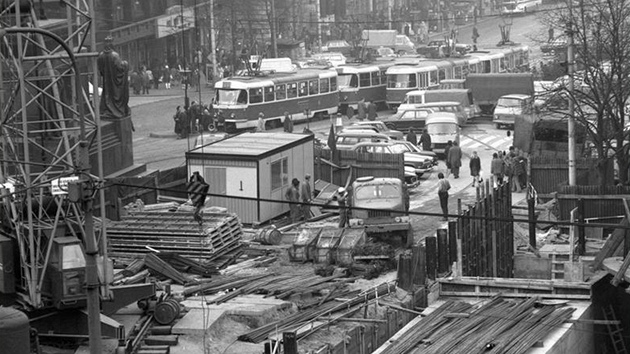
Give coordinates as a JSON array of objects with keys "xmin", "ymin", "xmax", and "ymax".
[
  {"xmin": 398, "ymin": 89, "xmax": 477, "ymax": 121},
  {"xmin": 425, "ymin": 113, "xmax": 460, "ymax": 156},
  {"xmin": 493, "ymin": 94, "xmax": 535, "ymax": 129},
  {"xmin": 395, "ymin": 35, "xmax": 416, "ymax": 54}
]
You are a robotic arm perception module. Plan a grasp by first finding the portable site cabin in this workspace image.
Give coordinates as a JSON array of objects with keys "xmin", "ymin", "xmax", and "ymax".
[{"xmin": 185, "ymin": 132, "xmax": 314, "ymax": 224}]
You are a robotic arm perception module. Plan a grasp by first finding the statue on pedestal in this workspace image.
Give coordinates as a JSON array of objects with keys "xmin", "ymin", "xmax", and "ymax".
[{"xmin": 97, "ymin": 36, "xmax": 130, "ymax": 119}]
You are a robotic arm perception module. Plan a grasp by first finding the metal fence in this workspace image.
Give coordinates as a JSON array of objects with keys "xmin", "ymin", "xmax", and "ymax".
[{"xmin": 313, "ymin": 147, "xmax": 405, "ymax": 186}]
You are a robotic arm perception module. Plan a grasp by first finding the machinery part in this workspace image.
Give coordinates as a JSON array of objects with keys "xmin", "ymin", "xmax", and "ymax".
[
  {"xmin": 154, "ymin": 299, "xmax": 181, "ymax": 325},
  {"xmin": 0, "ymin": 307, "xmax": 30, "ymax": 354}
]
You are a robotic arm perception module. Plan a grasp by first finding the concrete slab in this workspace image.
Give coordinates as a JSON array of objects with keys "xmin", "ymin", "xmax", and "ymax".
[{"xmin": 172, "ymin": 308, "xmax": 226, "ymax": 335}]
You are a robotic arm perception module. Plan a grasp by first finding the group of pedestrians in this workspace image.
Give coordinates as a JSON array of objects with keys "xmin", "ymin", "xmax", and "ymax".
[
  {"xmin": 173, "ymin": 101, "xmax": 217, "ymax": 139},
  {"xmin": 490, "ymin": 147, "xmax": 528, "ymax": 191},
  {"xmin": 347, "ymin": 98, "xmax": 378, "ymax": 121},
  {"xmin": 437, "ymin": 143, "xmax": 529, "ymax": 221},
  {"xmin": 284, "ymin": 174, "xmax": 314, "ymax": 224}
]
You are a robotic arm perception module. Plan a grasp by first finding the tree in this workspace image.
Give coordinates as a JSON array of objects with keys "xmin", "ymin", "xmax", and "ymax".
[{"xmin": 539, "ymin": 0, "xmax": 630, "ymax": 186}]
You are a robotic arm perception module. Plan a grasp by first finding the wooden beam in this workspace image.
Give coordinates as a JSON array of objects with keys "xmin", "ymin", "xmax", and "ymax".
[
  {"xmin": 611, "ymin": 251, "xmax": 630, "ymax": 287},
  {"xmin": 557, "ymin": 194, "xmax": 630, "ymax": 200}
]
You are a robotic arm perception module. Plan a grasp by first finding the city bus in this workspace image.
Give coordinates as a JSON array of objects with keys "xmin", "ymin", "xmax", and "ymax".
[
  {"xmin": 213, "ymin": 67, "xmax": 339, "ymax": 131},
  {"xmin": 335, "ymin": 60, "xmax": 396, "ymax": 111}
]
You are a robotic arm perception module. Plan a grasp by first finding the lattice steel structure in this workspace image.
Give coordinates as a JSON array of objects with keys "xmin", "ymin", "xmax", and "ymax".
[{"xmin": 0, "ymin": 0, "xmax": 105, "ymax": 310}]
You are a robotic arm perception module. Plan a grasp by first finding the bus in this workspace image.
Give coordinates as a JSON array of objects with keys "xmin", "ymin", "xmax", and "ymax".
[
  {"xmin": 335, "ymin": 60, "xmax": 396, "ymax": 111},
  {"xmin": 213, "ymin": 67, "xmax": 339, "ymax": 131},
  {"xmin": 501, "ymin": 0, "xmax": 541, "ymax": 15}
]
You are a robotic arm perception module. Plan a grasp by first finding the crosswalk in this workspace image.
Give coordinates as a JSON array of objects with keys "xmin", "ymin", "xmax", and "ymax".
[{"xmin": 459, "ymin": 134, "xmax": 514, "ymax": 154}]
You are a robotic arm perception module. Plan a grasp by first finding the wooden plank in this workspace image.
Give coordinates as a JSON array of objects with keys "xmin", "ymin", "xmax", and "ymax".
[
  {"xmin": 609, "ymin": 254, "xmax": 630, "ymax": 286},
  {"xmin": 592, "ymin": 218, "xmax": 628, "ymax": 270},
  {"xmin": 438, "ymin": 291, "xmax": 590, "ymax": 300},
  {"xmin": 426, "ymin": 237, "xmax": 437, "ymax": 280}
]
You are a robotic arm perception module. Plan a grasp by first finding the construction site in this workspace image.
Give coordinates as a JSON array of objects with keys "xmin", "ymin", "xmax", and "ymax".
[{"xmin": 0, "ymin": 1, "xmax": 629, "ymax": 354}]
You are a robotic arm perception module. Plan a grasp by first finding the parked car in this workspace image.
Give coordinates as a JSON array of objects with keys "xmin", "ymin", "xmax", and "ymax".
[
  {"xmin": 332, "ymin": 131, "xmax": 391, "ymax": 150},
  {"xmin": 391, "ymin": 140, "xmax": 439, "ymax": 167},
  {"xmin": 350, "ymin": 121, "xmax": 404, "ymax": 140},
  {"xmin": 384, "ymin": 108, "xmax": 435, "ymax": 131},
  {"xmin": 416, "ymin": 40, "xmax": 471, "ymax": 57},
  {"xmin": 351, "ymin": 141, "xmax": 434, "ymax": 177}
]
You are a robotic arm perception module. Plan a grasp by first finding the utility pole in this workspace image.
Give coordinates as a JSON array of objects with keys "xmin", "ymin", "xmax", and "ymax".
[
  {"xmin": 181, "ymin": 0, "xmax": 189, "ymax": 109},
  {"xmin": 210, "ymin": 0, "xmax": 218, "ymax": 79},
  {"xmin": 388, "ymin": 0, "xmax": 392, "ymax": 30},
  {"xmin": 270, "ymin": 0, "xmax": 278, "ymax": 57},
  {"xmin": 567, "ymin": 0, "xmax": 576, "ymax": 185}
]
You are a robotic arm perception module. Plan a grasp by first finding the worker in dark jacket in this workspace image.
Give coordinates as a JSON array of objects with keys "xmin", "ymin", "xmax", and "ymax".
[
  {"xmin": 469, "ymin": 151, "xmax": 481, "ymax": 187},
  {"xmin": 419, "ymin": 129, "xmax": 432, "ymax": 151},
  {"xmin": 406, "ymin": 128, "xmax": 417, "ymax": 145},
  {"xmin": 285, "ymin": 178, "xmax": 301, "ymax": 223}
]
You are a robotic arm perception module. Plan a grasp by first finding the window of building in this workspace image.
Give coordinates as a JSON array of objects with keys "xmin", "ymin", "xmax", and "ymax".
[{"xmin": 205, "ymin": 167, "xmax": 226, "ymax": 194}]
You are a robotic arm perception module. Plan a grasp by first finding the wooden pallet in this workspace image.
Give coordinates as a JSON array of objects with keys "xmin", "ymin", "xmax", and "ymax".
[{"xmin": 107, "ymin": 211, "xmax": 243, "ymax": 261}]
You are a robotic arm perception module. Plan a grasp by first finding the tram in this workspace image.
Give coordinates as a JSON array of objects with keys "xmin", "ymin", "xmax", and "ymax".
[
  {"xmin": 213, "ymin": 67, "xmax": 339, "ymax": 132},
  {"xmin": 335, "ymin": 60, "xmax": 397, "ymax": 111}
]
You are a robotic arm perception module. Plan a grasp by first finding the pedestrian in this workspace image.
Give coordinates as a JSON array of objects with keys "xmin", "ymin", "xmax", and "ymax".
[
  {"xmin": 130, "ymin": 70, "xmax": 142, "ymax": 95},
  {"xmin": 173, "ymin": 106, "xmax": 183, "ymax": 138},
  {"xmin": 163, "ymin": 65, "xmax": 171, "ymax": 89},
  {"xmin": 447, "ymin": 141, "xmax": 462, "ymax": 179},
  {"xmin": 153, "ymin": 65, "xmax": 160, "ymax": 89},
  {"xmin": 357, "ymin": 98, "xmax": 367, "ymax": 120},
  {"xmin": 201, "ymin": 106, "xmax": 213, "ymax": 132},
  {"xmin": 283, "ymin": 111, "xmax": 294, "ymax": 133},
  {"xmin": 515, "ymin": 156, "xmax": 527, "ymax": 191},
  {"xmin": 141, "ymin": 67, "xmax": 150, "ymax": 94},
  {"xmin": 503, "ymin": 153, "xmax": 515, "ymax": 189},
  {"xmin": 257, "ymin": 112, "xmax": 265, "ymax": 132},
  {"xmin": 346, "ymin": 105, "xmax": 354, "ymax": 120},
  {"xmin": 406, "ymin": 128, "xmax": 417, "ymax": 145},
  {"xmin": 469, "ymin": 151, "xmax": 481, "ymax": 187},
  {"xmin": 301, "ymin": 174, "xmax": 313, "ymax": 220},
  {"xmin": 145, "ymin": 68, "xmax": 153, "ymax": 94},
  {"xmin": 437, "ymin": 172, "xmax": 451, "ymax": 221},
  {"xmin": 444, "ymin": 140, "xmax": 453, "ymax": 177},
  {"xmin": 334, "ymin": 187, "xmax": 350, "ymax": 228},
  {"xmin": 419, "ymin": 129, "xmax": 432, "ymax": 151},
  {"xmin": 367, "ymin": 101, "xmax": 377, "ymax": 121},
  {"xmin": 490, "ymin": 152, "xmax": 505, "ymax": 186},
  {"xmin": 285, "ymin": 178, "xmax": 301, "ymax": 223},
  {"xmin": 548, "ymin": 26, "xmax": 554, "ymax": 42},
  {"xmin": 215, "ymin": 110, "xmax": 225, "ymax": 132}
]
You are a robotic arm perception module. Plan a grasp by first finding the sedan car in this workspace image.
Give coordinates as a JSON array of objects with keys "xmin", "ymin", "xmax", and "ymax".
[
  {"xmin": 384, "ymin": 108, "xmax": 435, "ymax": 131},
  {"xmin": 350, "ymin": 121, "xmax": 404, "ymax": 140}
]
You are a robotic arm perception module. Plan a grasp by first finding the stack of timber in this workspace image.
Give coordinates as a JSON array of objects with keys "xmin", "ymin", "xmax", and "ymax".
[
  {"xmin": 108, "ymin": 211, "xmax": 243, "ymax": 262},
  {"xmin": 376, "ymin": 296, "xmax": 575, "ymax": 354}
]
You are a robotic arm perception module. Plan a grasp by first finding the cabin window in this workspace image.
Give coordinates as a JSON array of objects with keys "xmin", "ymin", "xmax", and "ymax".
[
  {"xmin": 276, "ymin": 84, "xmax": 287, "ymax": 100},
  {"xmin": 380, "ymin": 70, "xmax": 387, "ymax": 85},
  {"xmin": 249, "ymin": 88, "xmax": 263, "ymax": 103},
  {"xmin": 264, "ymin": 86, "xmax": 275, "ymax": 102},
  {"xmin": 271, "ymin": 157, "xmax": 289, "ymax": 191},
  {"xmin": 309, "ymin": 80, "xmax": 319, "ymax": 95},
  {"xmin": 330, "ymin": 77, "xmax": 337, "ymax": 91},
  {"xmin": 298, "ymin": 81, "xmax": 308, "ymax": 97},
  {"xmin": 454, "ymin": 66, "xmax": 462, "ymax": 79},
  {"xmin": 205, "ymin": 167, "xmax": 227, "ymax": 195},
  {"xmin": 287, "ymin": 83, "xmax": 298, "ymax": 98},
  {"xmin": 320, "ymin": 78, "xmax": 330, "ymax": 93},
  {"xmin": 359, "ymin": 73, "xmax": 371, "ymax": 87}
]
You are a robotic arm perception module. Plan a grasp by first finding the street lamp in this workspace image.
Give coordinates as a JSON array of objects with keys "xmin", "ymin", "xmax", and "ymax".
[{"xmin": 181, "ymin": 0, "xmax": 189, "ymax": 109}]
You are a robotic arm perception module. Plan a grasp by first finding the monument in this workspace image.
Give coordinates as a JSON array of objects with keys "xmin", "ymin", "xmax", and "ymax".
[{"xmin": 97, "ymin": 36, "xmax": 130, "ymax": 119}]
